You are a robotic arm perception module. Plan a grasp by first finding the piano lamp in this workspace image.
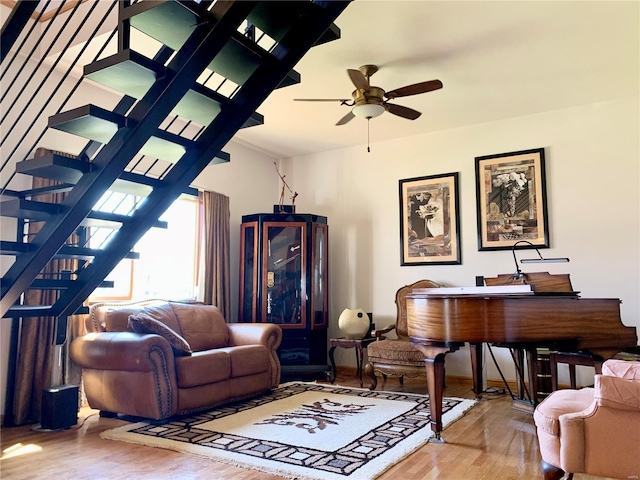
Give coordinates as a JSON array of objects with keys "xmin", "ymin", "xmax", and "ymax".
[{"xmin": 512, "ymin": 240, "xmax": 570, "ymax": 279}]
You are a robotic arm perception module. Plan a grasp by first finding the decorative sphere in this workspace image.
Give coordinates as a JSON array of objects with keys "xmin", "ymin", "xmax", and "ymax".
[{"xmin": 338, "ymin": 308, "xmax": 370, "ymax": 339}]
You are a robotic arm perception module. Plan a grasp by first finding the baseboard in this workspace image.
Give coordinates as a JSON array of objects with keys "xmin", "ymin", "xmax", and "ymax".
[
  {"xmin": 336, "ymin": 367, "xmax": 580, "ymax": 399},
  {"xmin": 335, "ymin": 367, "xmax": 521, "ymax": 392}
]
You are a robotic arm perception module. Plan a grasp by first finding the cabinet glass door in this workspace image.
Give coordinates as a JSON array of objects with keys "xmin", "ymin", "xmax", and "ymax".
[
  {"xmin": 239, "ymin": 222, "xmax": 258, "ymax": 322},
  {"xmin": 311, "ymin": 223, "xmax": 328, "ymax": 329},
  {"xmin": 263, "ymin": 222, "xmax": 306, "ymax": 327}
]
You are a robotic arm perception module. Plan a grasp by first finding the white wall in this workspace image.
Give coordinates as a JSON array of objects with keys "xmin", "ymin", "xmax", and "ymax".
[
  {"xmin": 193, "ymin": 141, "xmax": 281, "ymax": 323},
  {"xmin": 281, "ymin": 96, "xmax": 640, "ymax": 385}
]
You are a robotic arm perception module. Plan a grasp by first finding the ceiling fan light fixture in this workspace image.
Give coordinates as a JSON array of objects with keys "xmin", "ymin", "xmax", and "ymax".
[{"xmin": 352, "ymin": 103, "xmax": 385, "ymax": 119}]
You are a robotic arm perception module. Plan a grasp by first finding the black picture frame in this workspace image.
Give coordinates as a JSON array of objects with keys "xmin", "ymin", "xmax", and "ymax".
[
  {"xmin": 475, "ymin": 148, "xmax": 549, "ymax": 251},
  {"xmin": 399, "ymin": 172, "xmax": 461, "ymax": 266}
]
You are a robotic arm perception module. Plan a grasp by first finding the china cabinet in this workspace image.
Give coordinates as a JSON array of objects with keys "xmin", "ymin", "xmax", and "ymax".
[{"xmin": 239, "ymin": 212, "xmax": 328, "ymax": 373}]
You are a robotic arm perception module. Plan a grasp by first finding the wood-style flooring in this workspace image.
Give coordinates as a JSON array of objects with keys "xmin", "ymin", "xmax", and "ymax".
[{"xmin": 0, "ymin": 371, "xmax": 612, "ymax": 480}]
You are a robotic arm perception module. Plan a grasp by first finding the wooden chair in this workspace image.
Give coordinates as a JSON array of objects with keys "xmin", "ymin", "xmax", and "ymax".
[{"xmin": 364, "ymin": 279, "xmax": 440, "ymax": 390}]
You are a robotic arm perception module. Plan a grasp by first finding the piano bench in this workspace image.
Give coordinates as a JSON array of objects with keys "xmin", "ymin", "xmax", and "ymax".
[{"xmin": 549, "ymin": 351, "xmax": 603, "ymax": 391}]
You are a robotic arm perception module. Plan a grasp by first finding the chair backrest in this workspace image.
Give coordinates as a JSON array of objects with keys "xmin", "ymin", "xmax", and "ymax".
[{"xmin": 394, "ymin": 279, "xmax": 440, "ymax": 340}]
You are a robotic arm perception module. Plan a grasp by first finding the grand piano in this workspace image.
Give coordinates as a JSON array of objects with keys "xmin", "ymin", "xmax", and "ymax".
[{"xmin": 406, "ymin": 279, "xmax": 638, "ymax": 441}]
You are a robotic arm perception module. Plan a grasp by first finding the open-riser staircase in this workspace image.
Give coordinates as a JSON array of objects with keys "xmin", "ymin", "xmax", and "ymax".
[{"xmin": 0, "ymin": 0, "xmax": 349, "ymax": 322}]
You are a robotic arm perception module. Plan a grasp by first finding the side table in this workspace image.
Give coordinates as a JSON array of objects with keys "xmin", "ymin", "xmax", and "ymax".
[{"xmin": 328, "ymin": 337, "xmax": 376, "ymax": 387}]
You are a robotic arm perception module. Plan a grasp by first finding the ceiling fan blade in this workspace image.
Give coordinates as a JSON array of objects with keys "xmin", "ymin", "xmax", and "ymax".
[
  {"xmin": 336, "ymin": 111, "xmax": 355, "ymax": 126},
  {"xmin": 347, "ymin": 69, "xmax": 368, "ymax": 91},
  {"xmin": 386, "ymin": 103, "xmax": 422, "ymax": 120},
  {"xmin": 293, "ymin": 98, "xmax": 350, "ymax": 102},
  {"xmin": 385, "ymin": 80, "xmax": 443, "ymax": 99}
]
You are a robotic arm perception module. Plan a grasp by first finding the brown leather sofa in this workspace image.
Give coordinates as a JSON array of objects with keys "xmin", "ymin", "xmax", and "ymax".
[{"xmin": 71, "ymin": 300, "xmax": 282, "ymax": 420}]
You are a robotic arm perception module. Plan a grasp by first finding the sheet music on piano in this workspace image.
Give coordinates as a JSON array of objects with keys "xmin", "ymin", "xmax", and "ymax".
[{"xmin": 413, "ymin": 285, "xmax": 534, "ymax": 295}]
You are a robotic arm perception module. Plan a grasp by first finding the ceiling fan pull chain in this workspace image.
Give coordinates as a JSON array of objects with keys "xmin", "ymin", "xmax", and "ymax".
[{"xmin": 367, "ymin": 119, "xmax": 371, "ymax": 153}]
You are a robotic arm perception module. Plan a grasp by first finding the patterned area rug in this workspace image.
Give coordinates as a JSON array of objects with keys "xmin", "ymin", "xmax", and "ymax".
[{"xmin": 101, "ymin": 382, "xmax": 477, "ymax": 480}]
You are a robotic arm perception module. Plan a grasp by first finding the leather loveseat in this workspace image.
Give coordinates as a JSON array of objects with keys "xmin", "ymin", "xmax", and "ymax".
[{"xmin": 70, "ymin": 300, "xmax": 282, "ymax": 420}]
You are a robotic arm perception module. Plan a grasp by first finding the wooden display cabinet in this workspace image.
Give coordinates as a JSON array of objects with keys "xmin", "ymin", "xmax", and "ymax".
[{"xmin": 239, "ymin": 213, "xmax": 328, "ymax": 374}]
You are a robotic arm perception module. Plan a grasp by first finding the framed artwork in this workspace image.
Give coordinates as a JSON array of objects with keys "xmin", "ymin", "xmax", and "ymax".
[
  {"xmin": 475, "ymin": 148, "xmax": 549, "ymax": 251},
  {"xmin": 399, "ymin": 172, "xmax": 461, "ymax": 266}
]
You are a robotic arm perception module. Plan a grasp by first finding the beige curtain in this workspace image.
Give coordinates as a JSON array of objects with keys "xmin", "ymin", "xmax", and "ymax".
[
  {"xmin": 198, "ymin": 190, "xmax": 231, "ymax": 319},
  {"xmin": 7, "ymin": 158, "xmax": 84, "ymax": 426}
]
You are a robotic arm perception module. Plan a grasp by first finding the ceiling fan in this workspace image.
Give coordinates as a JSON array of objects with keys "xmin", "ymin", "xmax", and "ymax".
[{"xmin": 294, "ymin": 64, "xmax": 443, "ymax": 126}]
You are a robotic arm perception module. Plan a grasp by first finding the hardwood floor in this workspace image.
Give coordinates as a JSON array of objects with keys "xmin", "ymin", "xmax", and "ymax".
[{"xmin": 0, "ymin": 371, "xmax": 611, "ymax": 480}]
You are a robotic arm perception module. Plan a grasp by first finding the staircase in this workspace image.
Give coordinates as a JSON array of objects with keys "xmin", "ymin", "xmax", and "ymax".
[{"xmin": 0, "ymin": 0, "xmax": 349, "ymax": 321}]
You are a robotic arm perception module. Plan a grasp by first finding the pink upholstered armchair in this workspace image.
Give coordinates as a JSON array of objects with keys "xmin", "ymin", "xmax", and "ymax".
[{"xmin": 534, "ymin": 359, "xmax": 640, "ymax": 480}]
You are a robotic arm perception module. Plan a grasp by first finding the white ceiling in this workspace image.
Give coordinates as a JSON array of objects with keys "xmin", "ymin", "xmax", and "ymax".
[{"xmin": 232, "ymin": 1, "xmax": 639, "ymax": 159}]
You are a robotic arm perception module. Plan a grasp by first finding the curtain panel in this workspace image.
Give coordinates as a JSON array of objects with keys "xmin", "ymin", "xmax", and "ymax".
[{"xmin": 199, "ymin": 190, "xmax": 231, "ymax": 320}]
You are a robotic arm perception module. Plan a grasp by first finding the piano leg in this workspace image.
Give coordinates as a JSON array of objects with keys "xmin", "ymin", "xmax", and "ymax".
[
  {"xmin": 469, "ymin": 343, "xmax": 484, "ymax": 399},
  {"xmin": 413, "ymin": 344, "xmax": 461, "ymax": 442},
  {"xmin": 512, "ymin": 348, "xmax": 529, "ymax": 400}
]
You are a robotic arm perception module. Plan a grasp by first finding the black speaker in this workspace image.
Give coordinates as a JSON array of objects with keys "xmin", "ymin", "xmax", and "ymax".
[{"xmin": 41, "ymin": 385, "xmax": 79, "ymax": 430}]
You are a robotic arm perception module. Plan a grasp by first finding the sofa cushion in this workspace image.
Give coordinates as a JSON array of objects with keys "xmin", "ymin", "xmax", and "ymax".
[
  {"xmin": 222, "ymin": 345, "xmax": 270, "ymax": 378},
  {"xmin": 170, "ymin": 303, "xmax": 229, "ymax": 351},
  {"xmin": 174, "ymin": 350, "xmax": 231, "ymax": 387},
  {"xmin": 101, "ymin": 305, "xmax": 145, "ymax": 332},
  {"xmin": 128, "ymin": 313, "xmax": 192, "ymax": 356},
  {"xmin": 97, "ymin": 301, "xmax": 179, "ymax": 333}
]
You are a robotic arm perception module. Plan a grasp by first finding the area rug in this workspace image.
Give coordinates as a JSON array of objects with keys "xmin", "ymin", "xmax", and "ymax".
[{"xmin": 100, "ymin": 382, "xmax": 476, "ymax": 480}]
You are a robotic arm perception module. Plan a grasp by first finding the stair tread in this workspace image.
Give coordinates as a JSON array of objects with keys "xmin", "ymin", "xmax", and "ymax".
[
  {"xmin": 117, "ymin": 171, "xmax": 198, "ymax": 197},
  {"xmin": 15, "ymin": 153, "xmax": 93, "ymax": 184},
  {"xmin": 48, "ymin": 104, "xmax": 124, "ymax": 144},
  {"xmin": 12, "ymin": 154, "xmax": 214, "ymax": 198},
  {"xmin": 48, "ymin": 104, "xmax": 188, "ymax": 161},
  {"xmin": 48, "ymin": 104, "xmax": 231, "ymax": 164},
  {"xmin": 30, "ymin": 279, "xmax": 115, "ymax": 289},
  {"xmin": 0, "ymin": 199, "xmax": 167, "ymax": 229},
  {"xmin": 0, "ymin": 198, "xmax": 62, "ymax": 221},
  {"xmin": 4, "ymin": 304, "xmax": 89, "ymax": 318},
  {"xmin": 85, "ymin": 210, "xmax": 168, "ymax": 229},
  {"xmin": 123, "ymin": 0, "xmax": 299, "ymax": 89},
  {"xmin": 0, "ymin": 241, "xmax": 139, "ymax": 260},
  {"xmin": 247, "ymin": 2, "xmax": 341, "ymax": 46},
  {"xmin": 84, "ymin": 49, "xmax": 264, "ymax": 128}
]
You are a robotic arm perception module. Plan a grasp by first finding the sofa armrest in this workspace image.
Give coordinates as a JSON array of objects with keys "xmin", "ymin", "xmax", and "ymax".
[
  {"xmin": 227, "ymin": 323, "xmax": 282, "ymax": 388},
  {"xmin": 71, "ymin": 331, "xmax": 179, "ymax": 420},
  {"xmin": 71, "ymin": 331, "xmax": 176, "ymax": 371},
  {"xmin": 227, "ymin": 323, "xmax": 282, "ymax": 350},
  {"xmin": 559, "ymin": 374, "xmax": 640, "ymax": 474}
]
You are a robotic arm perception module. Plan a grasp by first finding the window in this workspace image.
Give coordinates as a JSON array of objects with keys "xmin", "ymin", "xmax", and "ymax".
[{"xmin": 89, "ymin": 193, "xmax": 199, "ymax": 302}]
